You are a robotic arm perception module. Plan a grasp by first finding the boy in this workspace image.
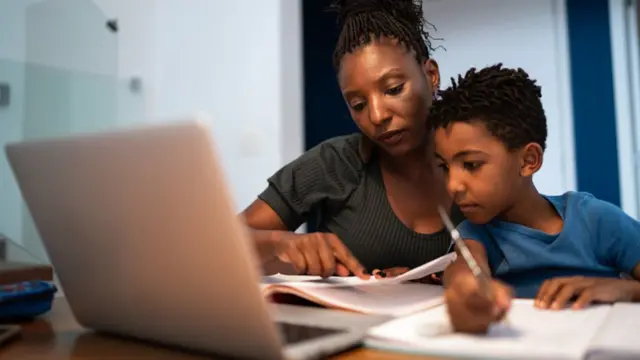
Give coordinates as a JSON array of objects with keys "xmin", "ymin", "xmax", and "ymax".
[{"xmin": 430, "ymin": 64, "xmax": 640, "ymax": 333}]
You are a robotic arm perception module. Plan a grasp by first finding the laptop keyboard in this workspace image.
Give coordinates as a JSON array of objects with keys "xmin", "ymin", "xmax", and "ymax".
[{"xmin": 277, "ymin": 322, "xmax": 346, "ymax": 345}]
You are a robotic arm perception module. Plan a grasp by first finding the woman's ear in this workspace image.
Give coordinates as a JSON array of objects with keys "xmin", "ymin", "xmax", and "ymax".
[
  {"xmin": 423, "ymin": 58, "xmax": 440, "ymax": 95},
  {"xmin": 520, "ymin": 143, "xmax": 544, "ymax": 177}
]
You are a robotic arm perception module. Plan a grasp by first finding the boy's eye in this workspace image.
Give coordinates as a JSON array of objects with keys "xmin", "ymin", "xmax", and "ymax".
[
  {"xmin": 385, "ymin": 83, "xmax": 405, "ymax": 96},
  {"xmin": 437, "ymin": 163, "xmax": 449, "ymax": 172},
  {"xmin": 463, "ymin": 161, "xmax": 483, "ymax": 171}
]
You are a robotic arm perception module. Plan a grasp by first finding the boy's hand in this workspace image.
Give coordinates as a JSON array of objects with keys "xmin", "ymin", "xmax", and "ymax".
[
  {"xmin": 535, "ymin": 276, "xmax": 640, "ymax": 310},
  {"xmin": 445, "ymin": 271, "xmax": 513, "ymax": 333}
]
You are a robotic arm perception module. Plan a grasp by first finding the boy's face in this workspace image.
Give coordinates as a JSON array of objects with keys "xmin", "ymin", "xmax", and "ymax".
[{"xmin": 434, "ymin": 120, "xmax": 541, "ymax": 224}]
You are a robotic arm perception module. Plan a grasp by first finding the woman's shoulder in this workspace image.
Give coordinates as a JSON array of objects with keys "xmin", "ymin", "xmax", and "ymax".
[
  {"xmin": 305, "ymin": 133, "xmax": 370, "ymax": 171},
  {"xmin": 312, "ymin": 133, "xmax": 366, "ymax": 157}
]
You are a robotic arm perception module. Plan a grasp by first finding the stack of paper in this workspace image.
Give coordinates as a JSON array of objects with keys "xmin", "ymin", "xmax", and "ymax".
[
  {"xmin": 366, "ymin": 299, "xmax": 640, "ymax": 360},
  {"xmin": 259, "ymin": 253, "xmax": 455, "ymax": 316}
]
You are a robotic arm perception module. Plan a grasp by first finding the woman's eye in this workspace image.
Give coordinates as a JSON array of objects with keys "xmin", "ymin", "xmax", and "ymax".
[
  {"xmin": 385, "ymin": 83, "xmax": 405, "ymax": 96},
  {"xmin": 351, "ymin": 102, "xmax": 365, "ymax": 112}
]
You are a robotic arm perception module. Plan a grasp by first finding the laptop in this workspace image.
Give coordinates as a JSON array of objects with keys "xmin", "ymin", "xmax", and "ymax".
[{"xmin": 5, "ymin": 119, "xmax": 387, "ymax": 360}]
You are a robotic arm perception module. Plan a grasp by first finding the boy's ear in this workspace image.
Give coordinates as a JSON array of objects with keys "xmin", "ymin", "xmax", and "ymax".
[{"xmin": 519, "ymin": 143, "xmax": 543, "ymax": 177}]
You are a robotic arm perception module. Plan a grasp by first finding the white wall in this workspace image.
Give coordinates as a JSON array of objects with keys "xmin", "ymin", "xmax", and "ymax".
[
  {"xmin": 609, "ymin": 0, "xmax": 640, "ymax": 218},
  {"xmin": 0, "ymin": 0, "xmax": 303, "ymax": 256},
  {"xmin": 424, "ymin": 0, "xmax": 576, "ymax": 196},
  {"xmin": 92, "ymin": 0, "xmax": 303, "ymax": 211},
  {"xmin": 148, "ymin": 0, "xmax": 304, "ymax": 211}
]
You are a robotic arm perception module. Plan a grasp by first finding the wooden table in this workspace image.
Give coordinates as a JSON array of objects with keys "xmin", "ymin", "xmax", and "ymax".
[
  {"xmin": 0, "ymin": 262, "xmax": 52, "ymax": 286},
  {"xmin": 0, "ymin": 298, "xmax": 435, "ymax": 359}
]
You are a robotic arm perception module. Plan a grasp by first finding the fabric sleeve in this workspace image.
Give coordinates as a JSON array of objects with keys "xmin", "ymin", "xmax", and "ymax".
[
  {"xmin": 258, "ymin": 136, "xmax": 364, "ymax": 230},
  {"xmin": 456, "ymin": 220, "xmax": 502, "ymax": 274},
  {"xmin": 584, "ymin": 194, "xmax": 640, "ymax": 275}
]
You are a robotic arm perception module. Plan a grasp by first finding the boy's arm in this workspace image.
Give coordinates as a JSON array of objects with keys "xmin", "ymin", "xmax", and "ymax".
[
  {"xmin": 591, "ymin": 198, "xmax": 640, "ymax": 285},
  {"xmin": 537, "ymin": 195, "xmax": 640, "ymax": 308},
  {"xmin": 443, "ymin": 237, "xmax": 513, "ymax": 334},
  {"xmin": 629, "ymin": 265, "xmax": 640, "ymax": 301},
  {"xmin": 443, "ymin": 239, "xmax": 491, "ymax": 288}
]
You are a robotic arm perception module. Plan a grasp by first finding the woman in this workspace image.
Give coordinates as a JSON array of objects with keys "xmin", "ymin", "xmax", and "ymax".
[{"xmin": 244, "ymin": 0, "xmax": 464, "ymax": 278}]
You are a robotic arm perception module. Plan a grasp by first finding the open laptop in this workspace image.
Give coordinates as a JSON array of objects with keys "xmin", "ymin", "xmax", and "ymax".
[{"xmin": 5, "ymin": 119, "xmax": 386, "ymax": 360}]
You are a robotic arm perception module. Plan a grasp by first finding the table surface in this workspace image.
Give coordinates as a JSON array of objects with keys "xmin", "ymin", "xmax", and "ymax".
[
  {"xmin": 0, "ymin": 297, "xmax": 437, "ymax": 360},
  {"xmin": 0, "ymin": 262, "xmax": 53, "ymax": 286}
]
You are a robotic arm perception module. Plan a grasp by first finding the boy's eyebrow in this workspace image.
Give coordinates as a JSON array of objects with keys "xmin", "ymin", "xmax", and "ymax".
[
  {"xmin": 452, "ymin": 149, "xmax": 487, "ymax": 160},
  {"xmin": 434, "ymin": 150, "xmax": 487, "ymax": 161}
]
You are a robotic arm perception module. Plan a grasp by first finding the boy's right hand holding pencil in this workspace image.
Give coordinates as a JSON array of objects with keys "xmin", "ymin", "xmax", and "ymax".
[
  {"xmin": 438, "ymin": 206, "xmax": 514, "ymax": 334},
  {"xmin": 444, "ymin": 269, "xmax": 513, "ymax": 333}
]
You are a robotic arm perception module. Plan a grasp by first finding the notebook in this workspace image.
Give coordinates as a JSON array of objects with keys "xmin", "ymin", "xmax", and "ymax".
[
  {"xmin": 260, "ymin": 253, "xmax": 456, "ymax": 316},
  {"xmin": 365, "ymin": 299, "xmax": 640, "ymax": 360}
]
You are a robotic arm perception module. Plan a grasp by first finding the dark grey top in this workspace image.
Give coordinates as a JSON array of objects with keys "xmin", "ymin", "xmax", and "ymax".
[{"xmin": 259, "ymin": 133, "xmax": 465, "ymax": 271}]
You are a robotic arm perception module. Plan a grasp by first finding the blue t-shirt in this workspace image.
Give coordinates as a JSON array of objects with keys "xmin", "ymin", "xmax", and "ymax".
[{"xmin": 457, "ymin": 191, "xmax": 640, "ymax": 298}]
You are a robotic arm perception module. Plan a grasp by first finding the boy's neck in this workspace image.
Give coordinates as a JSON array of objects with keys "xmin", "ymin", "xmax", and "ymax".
[{"xmin": 499, "ymin": 184, "xmax": 563, "ymax": 234}]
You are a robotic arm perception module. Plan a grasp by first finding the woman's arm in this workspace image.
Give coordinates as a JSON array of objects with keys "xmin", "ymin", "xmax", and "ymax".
[
  {"xmin": 240, "ymin": 199, "xmax": 295, "ymax": 266},
  {"xmin": 240, "ymin": 199, "xmax": 367, "ymax": 277},
  {"xmin": 240, "ymin": 136, "xmax": 365, "ymax": 274}
]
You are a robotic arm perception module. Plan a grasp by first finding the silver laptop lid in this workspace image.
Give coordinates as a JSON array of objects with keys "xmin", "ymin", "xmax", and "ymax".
[{"xmin": 5, "ymin": 119, "xmax": 285, "ymax": 359}]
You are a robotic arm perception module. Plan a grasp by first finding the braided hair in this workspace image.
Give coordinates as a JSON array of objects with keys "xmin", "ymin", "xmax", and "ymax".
[
  {"xmin": 430, "ymin": 63, "xmax": 548, "ymax": 151},
  {"xmin": 329, "ymin": 0, "xmax": 435, "ymax": 69}
]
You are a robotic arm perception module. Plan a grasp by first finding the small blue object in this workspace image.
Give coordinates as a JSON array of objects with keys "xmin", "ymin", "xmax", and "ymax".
[{"xmin": 0, "ymin": 281, "xmax": 57, "ymax": 321}]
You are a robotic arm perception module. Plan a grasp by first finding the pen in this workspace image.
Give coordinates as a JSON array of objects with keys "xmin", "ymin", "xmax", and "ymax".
[{"xmin": 437, "ymin": 206, "xmax": 495, "ymax": 302}]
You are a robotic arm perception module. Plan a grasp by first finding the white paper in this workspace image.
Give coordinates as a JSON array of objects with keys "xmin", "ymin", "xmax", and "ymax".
[
  {"xmin": 389, "ymin": 252, "xmax": 456, "ymax": 283},
  {"xmin": 265, "ymin": 282, "xmax": 445, "ymax": 316},
  {"xmin": 587, "ymin": 303, "xmax": 640, "ymax": 359},
  {"xmin": 366, "ymin": 299, "xmax": 612, "ymax": 360},
  {"xmin": 261, "ymin": 252, "xmax": 456, "ymax": 287}
]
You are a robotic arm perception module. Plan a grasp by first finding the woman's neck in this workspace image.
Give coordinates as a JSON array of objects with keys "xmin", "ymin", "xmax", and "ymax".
[
  {"xmin": 499, "ymin": 184, "xmax": 563, "ymax": 234},
  {"xmin": 378, "ymin": 140, "xmax": 437, "ymax": 182}
]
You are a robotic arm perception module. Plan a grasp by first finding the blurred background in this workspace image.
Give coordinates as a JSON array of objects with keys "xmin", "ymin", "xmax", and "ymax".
[{"xmin": 0, "ymin": 0, "xmax": 638, "ymax": 267}]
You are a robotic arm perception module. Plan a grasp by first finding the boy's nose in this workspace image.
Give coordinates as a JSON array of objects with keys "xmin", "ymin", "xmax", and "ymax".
[{"xmin": 447, "ymin": 177, "xmax": 466, "ymax": 197}]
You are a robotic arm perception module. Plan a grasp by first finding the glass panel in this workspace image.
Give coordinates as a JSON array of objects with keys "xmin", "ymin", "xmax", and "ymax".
[{"xmin": 0, "ymin": 0, "xmax": 144, "ymax": 269}]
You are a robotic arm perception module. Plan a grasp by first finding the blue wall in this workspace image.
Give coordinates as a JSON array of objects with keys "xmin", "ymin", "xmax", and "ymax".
[
  {"xmin": 566, "ymin": 0, "xmax": 621, "ymax": 206},
  {"xmin": 302, "ymin": 0, "xmax": 357, "ymax": 152}
]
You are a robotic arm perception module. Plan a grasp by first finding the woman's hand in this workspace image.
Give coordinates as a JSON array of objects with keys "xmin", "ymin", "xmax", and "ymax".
[
  {"xmin": 535, "ymin": 276, "xmax": 640, "ymax": 310},
  {"xmin": 277, "ymin": 232, "xmax": 369, "ymax": 279},
  {"xmin": 371, "ymin": 267, "xmax": 443, "ymax": 284}
]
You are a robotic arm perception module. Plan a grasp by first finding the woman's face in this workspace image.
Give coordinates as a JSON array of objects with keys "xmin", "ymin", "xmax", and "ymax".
[{"xmin": 338, "ymin": 37, "xmax": 440, "ymax": 157}]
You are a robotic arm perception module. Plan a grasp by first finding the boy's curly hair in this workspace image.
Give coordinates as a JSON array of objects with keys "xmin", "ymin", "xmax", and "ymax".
[{"xmin": 430, "ymin": 63, "xmax": 547, "ymax": 151}]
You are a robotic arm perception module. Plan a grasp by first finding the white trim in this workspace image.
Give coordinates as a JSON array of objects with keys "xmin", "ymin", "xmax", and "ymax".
[
  {"xmin": 553, "ymin": 0, "xmax": 578, "ymax": 192},
  {"xmin": 279, "ymin": 0, "xmax": 304, "ymax": 166},
  {"xmin": 280, "ymin": 0, "xmax": 306, "ymax": 233},
  {"xmin": 626, "ymin": 0, "xmax": 640, "ymax": 216},
  {"xmin": 609, "ymin": 0, "xmax": 639, "ymax": 217}
]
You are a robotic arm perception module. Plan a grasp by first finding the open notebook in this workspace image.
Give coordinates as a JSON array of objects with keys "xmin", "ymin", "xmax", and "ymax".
[
  {"xmin": 366, "ymin": 299, "xmax": 640, "ymax": 360},
  {"xmin": 260, "ymin": 253, "xmax": 456, "ymax": 316}
]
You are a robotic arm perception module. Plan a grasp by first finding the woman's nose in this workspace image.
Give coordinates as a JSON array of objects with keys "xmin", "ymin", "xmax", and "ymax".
[{"xmin": 368, "ymin": 96, "xmax": 392, "ymax": 126}]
